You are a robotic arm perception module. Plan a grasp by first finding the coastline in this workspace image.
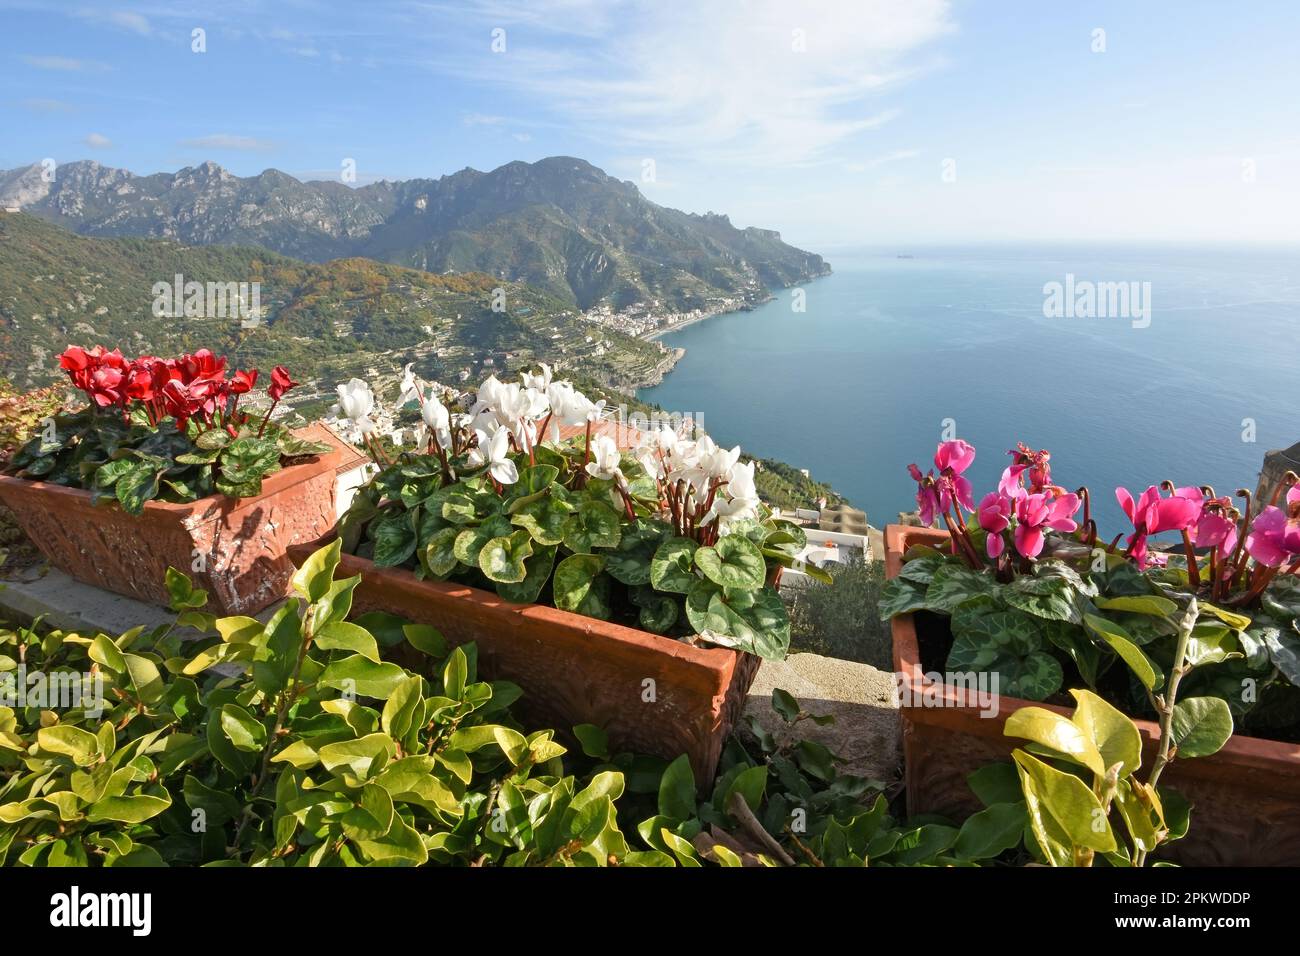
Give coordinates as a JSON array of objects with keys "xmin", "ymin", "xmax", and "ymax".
[
  {"xmin": 640, "ymin": 305, "xmax": 749, "ymax": 342},
  {"xmin": 629, "ymin": 347, "xmax": 686, "ymax": 389},
  {"xmin": 640, "ymin": 270, "xmax": 833, "ymax": 343}
]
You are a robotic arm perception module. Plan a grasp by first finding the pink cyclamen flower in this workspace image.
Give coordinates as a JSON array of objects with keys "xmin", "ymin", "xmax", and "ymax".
[
  {"xmin": 977, "ymin": 492, "xmax": 1013, "ymax": 557},
  {"xmin": 908, "ymin": 462, "xmax": 941, "ymax": 527},
  {"xmin": 1009, "ymin": 443, "xmax": 1055, "ymax": 495},
  {"xmin": 935, "ymin": 439, "xmax": 976, "ymax": 475},
  {"xmin": 998, "ymin": 464, "xmax": 1029, "ymax": 500},
  {"xmin": 1245, "ymin": 486, "xmax": 1300, "ymax": 567},
  {"xmin": 1013, "ymin": 492, "xmax": 1081, "ymax": 559},
  {"xmin": 1190, "ymin": 500, "xmax": 1238, "ymax": 560},
  {"xmin": 934, "ymin": 439, "xmax": 976, "ymax": 513},
  {"xmin": 1115, "ymin": 485, "xmax": 1203, "ymax": 569}
]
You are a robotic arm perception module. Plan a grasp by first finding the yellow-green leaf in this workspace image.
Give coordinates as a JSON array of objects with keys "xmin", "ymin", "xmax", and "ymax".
[
  {"xmin": 1068, "ymin": 688, "xmax": 1142, "ymax": 778},
  {"xmin": 1004, "ymin": 706, "xmax": 1105, "ymax": 776}
]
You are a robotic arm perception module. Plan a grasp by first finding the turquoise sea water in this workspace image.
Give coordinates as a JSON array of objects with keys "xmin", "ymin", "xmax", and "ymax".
[{"xmin": 638, "ymin": 244, "xmax": 1300, "ymax": 532}]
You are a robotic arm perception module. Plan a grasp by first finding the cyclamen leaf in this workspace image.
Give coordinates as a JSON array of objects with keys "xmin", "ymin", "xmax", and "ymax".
[
  {"xmin": 897, "ymin": 554, "xmax": 946, "ymax": 585},
  {"xmin": 369, "ymin": 512, "xmax": 418, "ymax": 568},
  {"xmin": 925, "ymin": 564, "xmax": 995, "ymax": 613},
  {"xmin": 878, "ymin": 576, "xmax": 930, "ymax": 620},
  {"xmin": 479, "ymin": 530, "xmax": 533, "ymax": 584},
  {"xmin": 553, "ymin": 553, "xmax": 610, "ymax": 619},
  {"xmin": 497, "ymin": 544, "xmax": 557, "ymax": 605},
  {"xmin": 1003, "ymin": 575, "xmax": 1081, "ymax": 624},
  {"xmin": 651, "ymin": 536, "xmax": 699, "ymax": 593},
  {"xmin": 694, "ymin": 534, "xmax": 766, "ymax": 590},
  {"xmin": 510, "ymin": 495, "xmax": 569, "ymax": 546},
  {"xmin": 563, "ymin": 499, "xmax": 623, "ymax": 553},
  {"xmin": 685, "ymin": 580, "xmax": 790, "ymax": 659},
  {"xmin": 946, "ymin": 610, "xmax": 1063, "ymax": 701},
  {"xmin": 1263, "ymin": 625, "xmax": 1300, "ymax": 684},
  {"xmin": 421, "ymin": 526, "xmax": 461, "ymax": 578},
  {"xmin": 115, "ymin": 462, "xmax": 163, "ymax": 514},
  {"xmin": 604, "ymin": 526, "xmax": 664, "ymax": 586},
  {"xmin": 452, "ymin": 515, "xmax": 513, "ymax": 565}
]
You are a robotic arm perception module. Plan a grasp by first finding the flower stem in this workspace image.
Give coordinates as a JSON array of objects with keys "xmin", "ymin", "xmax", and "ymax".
[{"xmin": 256, "ymin": 398, "xmax": 279, "ymax": 438}]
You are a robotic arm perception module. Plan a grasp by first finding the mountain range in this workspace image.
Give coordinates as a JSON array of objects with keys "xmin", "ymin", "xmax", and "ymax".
[{"xmin": 0, "ymin": 157, "xmax": 830, "ymax": 312}]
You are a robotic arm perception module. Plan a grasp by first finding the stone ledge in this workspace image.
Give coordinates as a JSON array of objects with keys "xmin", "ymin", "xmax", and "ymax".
[
  {"xmin": 0, "ymin": 568, "xmax": 280, "ymax": 636},
  {"xmin": 746, "ymin": 652, "xmax": 901, "ymax": 783}
]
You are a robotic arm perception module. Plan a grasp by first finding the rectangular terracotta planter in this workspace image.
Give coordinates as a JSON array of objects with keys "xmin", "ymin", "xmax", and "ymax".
[
  {"xmin": 0, "ymin": 424, "xmax": 367, "ymax": 617},
  {"xmin": 289, "ymin": 536, "xmax": 761, "ymax": 782},
  {"xmin": 886, "ymin": 523, "xmax": 1300, "ymax": 866}
]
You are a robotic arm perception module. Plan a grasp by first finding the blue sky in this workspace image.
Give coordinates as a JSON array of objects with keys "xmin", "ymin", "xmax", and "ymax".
[{"xmin": 3, "ymin": 0, "xmax": 1298, "ymax": 247}]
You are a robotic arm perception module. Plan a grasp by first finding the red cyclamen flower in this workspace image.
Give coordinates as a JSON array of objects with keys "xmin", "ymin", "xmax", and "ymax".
[{"xmin": 268, "ymin": 365, "xmax": 298, "ymax": 401}]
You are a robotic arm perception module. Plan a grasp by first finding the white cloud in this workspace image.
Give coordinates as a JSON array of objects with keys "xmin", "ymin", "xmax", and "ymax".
[
  {"xmin": 84, "ymin": 132, "xmax": 112, "ymax": 148},
  {"xmin": 21, "ymin": 54, "xmax": 112, "ymax": 72},
  {"xmin": 435, "ymin": 0, "xmax": 953, "ymax": 166},
  {"xmin": 180, "ymin": 133, "xmax": 276, "ymax": 152},
  {"xmin": 844, "ymin": 149, "xmax": 921, "ymax": 173},
  {"xmin": 21, "ymin": 98, "xmax": 76, "ymax": 113},
  {"xmin": 87, "ymin": 9, "xmax": 152, "ymax": 35}
]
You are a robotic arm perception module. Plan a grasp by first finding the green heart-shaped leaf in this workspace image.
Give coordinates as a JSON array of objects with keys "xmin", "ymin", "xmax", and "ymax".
[
  {"xmin": 651, "ymin": 536, "xmax": 699, "ymax": 594},
  {"xmin": 562, "ymin": 499, "xmax": 622, "ymax": 553},
  {"xmin": 478, "ymin": 530, "xmax": 533, "ymax": 584},
  {"xmin": 554, "ymin": 553, "xmax": 610, "ymax": 619},
  {"xmin": 694, "ymin": 534, "xmax": 765, "ymax": 590}
]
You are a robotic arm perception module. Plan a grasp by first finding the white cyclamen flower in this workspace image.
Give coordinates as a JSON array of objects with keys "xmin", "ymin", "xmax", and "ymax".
[
  {"xmin": 470, "ymin": 426, "xmax": 520, "ymax": 486},
  {"xmin": 585, "ymin": 434, "xmax": 625, "ymax": 485},
  {"xmin": 703, "ymin": 460, "xmax": 760, "ymax": 531},
  {"xmin": 725, "ymin": 459, "xmax": 758, "ymax": 501},
  {"xmin": 335, "ymin": 378, "xmax": 376, "ymax": 423},
  {"xmin": 522, "ymin": 362, "xmax": 552, "ymax": 391},
  {"xmin": 472, "ymin": 375, "xmax": 505, "ymax": 416},
  {"xmin": 397, "ymin": 363, "xmax": 420, "ymax": 406},
  {"xmin": 420, "ymin": 389, "xmax": 451, "ymax": 446},
  {"xmin": 548, "ymin": 384, "xmax": 605, "ymax": 440}
]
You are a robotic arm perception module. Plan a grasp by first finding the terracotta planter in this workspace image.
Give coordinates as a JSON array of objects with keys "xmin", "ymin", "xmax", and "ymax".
[
  {"xmin": 0, "ymin": 424, "xmax": 367, "ymax": 616},
  {"xmin": 288, "ymin": 537, "xmax": 761, "ymax": 782},
  {"xmin": 886, "ymin": 524, "xmax": 1300, "ymax": 866}
]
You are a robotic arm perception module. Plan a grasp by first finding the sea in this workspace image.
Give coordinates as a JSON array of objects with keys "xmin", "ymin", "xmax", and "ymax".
[{"xmin": 638, "ymin": 244, "xmax": 1300, "ymax": 532}]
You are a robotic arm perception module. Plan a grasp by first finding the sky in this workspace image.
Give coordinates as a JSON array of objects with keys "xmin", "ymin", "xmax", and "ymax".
[{"xmin": 3, "ymin": 0, "xmax": 1298, "ymax": 248}]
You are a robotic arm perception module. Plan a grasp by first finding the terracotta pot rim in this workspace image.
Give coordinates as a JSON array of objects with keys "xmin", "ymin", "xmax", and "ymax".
[
  {"xmin": 883, "ymin": 523, "xmax": 1300, "ymax": 774},
  {"xmin": 289, "ymin": 534, "xmax": 750, "ymax": 677},
  {"xmin": 0, "ymin": 424, "xmax": 364, "ymax": 524}
]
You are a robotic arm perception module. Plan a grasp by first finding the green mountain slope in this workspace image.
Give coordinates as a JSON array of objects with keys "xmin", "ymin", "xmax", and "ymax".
[{"xmin": 0, "ymin": 212, "xmax": 671, "ymax": 395}]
